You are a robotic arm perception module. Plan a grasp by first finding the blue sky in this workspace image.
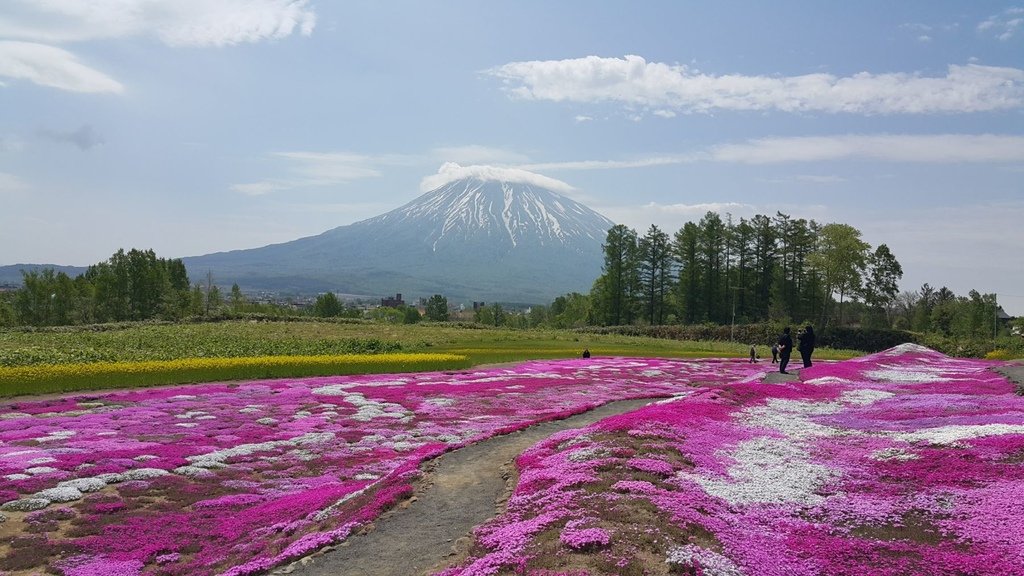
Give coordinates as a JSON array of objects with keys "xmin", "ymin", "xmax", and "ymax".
[{"xmin": 1, "ymin": 1, "xmax": 1023, "ymax": 312}]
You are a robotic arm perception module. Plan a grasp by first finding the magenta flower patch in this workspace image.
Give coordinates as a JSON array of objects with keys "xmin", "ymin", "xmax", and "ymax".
[
  {"xmin": 441, "ymin": 344, "xmax": 1024, "ymax": 576},
  {"xmin": 0, "ymin": 357, "xmax": 763, "ymax": 574}
]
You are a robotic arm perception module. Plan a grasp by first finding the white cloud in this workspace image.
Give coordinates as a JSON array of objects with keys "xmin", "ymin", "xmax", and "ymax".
[
  {"xmin": 231, "ymin": 151, "xmax": 389, "ymax": 195},
  {"xmin": 598, "ymin": 201, "xmax": 761, "ymax": 233},
  {"xmin": 419, "ymin": 163, "xmax": 575, "ymax": 193},
  {"xmin": 430, "ymin": 145, "xmax": 530, "ymax": 166},
  {"xmin": 486, "ymin": 55, "xmax": 1024, "ymax": 115},
  {"xmin": 710, "ymin": 134, "xmax": 1024, "ymax": 164},
  {"xmin": 0, "ymin": 41, "xmax": 123, "ymax": 93},
  {"xmin": 0, "ymin": 0, "xmax": 316, "ymax": 47},
  {"xmin": 918, "ymin": 35, "xmax": 932, "ymax": 43},
  {"xmin": 574, "ymin": 115, "xmax": 593, "ymax": 123},
  {"xmin": 977, "ymin": 7, "xmax": 1024, "ymax": 41},
  {"xmin": 0, "ymin": 172, "xmax": 29, "ymax": 196},
  {"xmin": 520, "ymin": 155, "xmax": 693, "ymax": 172}
]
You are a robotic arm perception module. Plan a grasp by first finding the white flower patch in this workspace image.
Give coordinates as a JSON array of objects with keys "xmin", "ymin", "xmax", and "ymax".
[
  {"xmin": 175, "ymin": 423, "xmax": 199, "ymax": 428},
  {"xmin": 4, "ymin": 474, "xmax": 30, "ymax": 481},
  {"xmin": 293, "ymin": 411, "xmax": 313, "ymax": 420},
  {"xmin": 96, "ymin": 431, "xmax": 117, "ymax": 436},
  {"xmin": 26, "ymin": 467, "xmax": 59, "ymax": 475},
  {"xmin": 870, "ymin": 448, "xmax": 920, "ymax": 461},
  {"xmin": 890, "ymin": 424, "xmax": 1024, "ymax": 446},
  {"xmin": 741, "ymin": 398, "xmax": 844, "ymax": 440},
  {"xmin": 36, "ymin": 430, "xmax": 76, "ymax": 443},
  {"xmin": 134, "ymin": 455, "xmax": 158, "ymax": 461},
  {"xmin": 28, "ymin": 457, "xmax": 57, "ymax": 465},
  {"xmin": 866, "ymin": 369, "xmax": 945, "ymax": 383},
  {"xmin": 424, "ymin": 397, "xmax": 456, "ymax": 407},
  {"xmin": 35, "ymin": 486, "xmax": 83, "ymax": 503},
  {"xmin": 256, "ymin": 418, "xmax": 278, "ymax": 426},
  {"xmin": 1, "ymin": 449, "xmax": 40, "ymax": 459},
  {"xmin": 0, "ymin": 413, "xmax": 30, "ymax": 420},
  {"xmin": 122, "ymin": 468, "xmax": 169, "ymax": 481},
  {"xmin": 175, "ymin": 411, "xmax": 207, "ymax": 419},
  {"xmin": 186, "ymin": 432, "xmax": 335, "ymax": 468},
  {"xmin": 57, "ymin": 477, "xmax": 107, "ymax": 492},
  {"xmin": 883, "ymin": 343, "xmax": 935, "ymax": 356},
  {"xmin": 169, "ymin": 395, "xmax": 197, "ymax": 401},
  {"xmin": 311, "ymin": 384, "xmax": 356, "ymax": 395},
  {"xmin": 839, "ymin": 389, "xmax": 896, "ymax": 406},
  {"xmin": 642, "ymin": 369, "xmax": 665, "ymax": 377},
  {"xmin": 239, "ymin": 405, "xmax": 263, "ymax": 414},
  {"xmin": 0, "ymin": 498, "xmax": 49, "ymax": 512},
  {"xmin": 805, "ymin": 376, "xmax": 858, "ymax": 386},
  {"xmin": 340, "ymin": 392, "xmax": 411, "ymax": 422},
  {"xmin": 174, "ymin": 465, "xmax": 215, "ymax": 479},
  {"xmin": 681, "ymin": 437, "xmax": 836, "ymax": 506},
  {"xmin": 354, "ymin": 473, "xmax": 379, "ymax": 481},
  {"xmin": 567, "ymin": 446, "xmax": 611, "ymax": 462},
  {"xmin": 666, "ymin": 544, "xmax": 745, "ymax": 576},
  {"xmin": 195, "ymin": 415, "xmax": 217, "ymax": 421}
]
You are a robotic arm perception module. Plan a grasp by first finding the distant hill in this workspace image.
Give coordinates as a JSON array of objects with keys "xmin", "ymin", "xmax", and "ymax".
[
  {"xmin": 183, "ymin": 176, "xmax": 615, "ymax": 303},
  {"xmin": 0, "ymin": 264, "xmax": 88, "ymax": 286}
]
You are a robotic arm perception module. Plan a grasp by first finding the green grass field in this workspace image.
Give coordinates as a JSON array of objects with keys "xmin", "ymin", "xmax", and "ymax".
[{"xmin": 0, "ymin": 320, "xmax": 862, "ymax": 396}]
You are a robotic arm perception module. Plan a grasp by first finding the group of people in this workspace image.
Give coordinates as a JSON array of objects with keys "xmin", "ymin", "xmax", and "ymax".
[{"xmin": 749, "ymin": 325, "xmax": 816, "ymax": 374}]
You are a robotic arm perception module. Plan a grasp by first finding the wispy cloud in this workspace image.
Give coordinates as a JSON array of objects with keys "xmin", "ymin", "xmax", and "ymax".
[
  {"xmin": 419, "ymin": 163, "xmax": 575, "ymax": 193},
  {"xmin": 0, "ymin": 0, "xmax": 316, "ymax": 47},
  {"xmin": 0, "ymin": 171, "xmax": 27, "ymax": 193},
  {"xmin": 430, "ymin": 145, "xmax": 530, "ymax": 165},
  {"xmin": 486, "ymin": 55, "xmax": 1024, "ymax": 115},
  {"xmin": 37, "ymin": 124, "xmax": 104, "ymax": 150},
  {"xmin": 516, "ymin": 134, "xmax": 1024, "ymax": 173},
  {"xmin": 231, "ymin": 151, "xmax": 389, "ymax": 195},
  {"xmin": 977, "ymin": 7, "xmax": 1024, "ymax": 41},
  {"xmin": 0, "ymin": 41, "xmax": 123, "ymax": 93},
  {"xmin": 710, "ymin": 134, "xmax": 1024, "ymax": 164}
]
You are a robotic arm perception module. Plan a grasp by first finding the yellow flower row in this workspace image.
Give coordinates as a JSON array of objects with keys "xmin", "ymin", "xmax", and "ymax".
[{"xmin": 0, "ymin": 353, "xmax": 468, "ymax": 384}]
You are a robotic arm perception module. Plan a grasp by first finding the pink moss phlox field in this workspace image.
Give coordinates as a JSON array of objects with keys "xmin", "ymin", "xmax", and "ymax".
[
  {"xmin": 0, "ymin": 357, "xmax": 762, "ymax": 574},
  {"xmin": 441, "ymin": 344, "xmax": 1024, "ymax": 575}
]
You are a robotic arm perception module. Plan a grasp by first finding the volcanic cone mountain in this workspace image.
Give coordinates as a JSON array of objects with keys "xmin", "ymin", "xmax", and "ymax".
[{"xmin": 183, "ymin": 177, "xmax": 615, "ymax": 302}]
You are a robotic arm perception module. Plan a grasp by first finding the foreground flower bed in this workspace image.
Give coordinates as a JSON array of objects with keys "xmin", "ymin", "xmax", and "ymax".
[
  {"xmin": 440, "ymin": 344, "xmax": 1023, "ymax": 576},
  {"xmin": 0, "ymin": 357, "xmax": 764, "ymax": 574}
]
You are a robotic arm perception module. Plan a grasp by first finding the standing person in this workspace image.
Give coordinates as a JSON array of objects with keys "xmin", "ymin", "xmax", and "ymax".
[
  {"xmin": 777, "ymin": 327, "xmax": 793, "ymax": 374},
  {"xmin": 798, "ymin": 325, "xmax": 816, "ymax": 368},
  {"xmin": 771, "ymin": 343, "xmax": 779, "ymax": 364},
  {"xmin": 749, "ymin": 345, "xmax": 757, "ymax": 363}
]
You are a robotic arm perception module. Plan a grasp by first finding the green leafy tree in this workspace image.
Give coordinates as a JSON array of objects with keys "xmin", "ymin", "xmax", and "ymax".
[
  {"xmin": 313, "ymin": 292, "xmax": 344, "ymax": 317},
  {"xmin": 862, "ymin": 244, "xmax": 904, "ymax": 327},
  {"xmin": 595, "ymin": 225, "xmax": 639, "ymax": 325},
  {"xmin": 674, "ymin": 222, "xmax": 701, "ymax": 323},
  {"xmin": 402, "ymin": 306, "xmax": 422, "ymax": 324},
  {"xmin": 230, "ymin": 283, "xmax": 246, "ymax": 312},
  {"xmin": 808, "ymin": 223, "xmax": 869, "ymax": 327},
  {"xmin": 638, "ymin": 225, "xmax": 674, "ymax": 325},
  {"xmin": 424, "ymin": 294, "xmax": 449, "ymax": 321}
]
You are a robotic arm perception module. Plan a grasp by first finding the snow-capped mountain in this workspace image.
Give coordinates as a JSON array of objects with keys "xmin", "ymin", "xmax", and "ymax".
[{"xmin": 183, "ymin": 173, "xmax": 615, "ymax": 302}]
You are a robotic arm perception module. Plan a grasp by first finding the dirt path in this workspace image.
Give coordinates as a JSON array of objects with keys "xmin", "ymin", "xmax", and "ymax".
[{"xmin": 277, "ymin": 398, "xmax": 656, "ymax": 576}]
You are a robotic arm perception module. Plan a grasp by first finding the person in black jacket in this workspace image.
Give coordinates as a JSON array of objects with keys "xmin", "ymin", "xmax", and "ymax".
[
  {"xmin": 798, "ymin": 325, "xmax": 816, "ymax": 368},
  {"xmin": 777, "ymin": 327, "xmax": 793, "ymax": 374}
]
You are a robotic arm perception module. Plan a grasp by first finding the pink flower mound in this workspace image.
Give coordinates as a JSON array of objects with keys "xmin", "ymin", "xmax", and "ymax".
[
  {"xmin": 440, "ymin": 345, "xmax": 1024, "ymax": 575},
  {"xmin": 0, "ymin": 357, "xmax": 764, "ymax": 574}
]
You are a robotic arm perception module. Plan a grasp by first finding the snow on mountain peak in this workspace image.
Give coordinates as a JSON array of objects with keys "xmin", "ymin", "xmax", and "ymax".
[{"xmin": 420, "ymin": 162, "xmax": 575, "ymax": 194}]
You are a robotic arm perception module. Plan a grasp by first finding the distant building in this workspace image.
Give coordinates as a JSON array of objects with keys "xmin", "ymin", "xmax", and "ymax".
[
  {"xmin": 472, "ymin": 301, "xmax": 486, "ymax": 311},
  {"xmin": 381, "ymin": 293, "xmax": 404, "ymax": 308}
]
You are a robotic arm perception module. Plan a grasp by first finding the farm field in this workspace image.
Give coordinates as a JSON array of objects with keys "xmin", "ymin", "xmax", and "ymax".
[{"xmin": 0, "ymin": 320, "xmax": 861, "ymax": 368}]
